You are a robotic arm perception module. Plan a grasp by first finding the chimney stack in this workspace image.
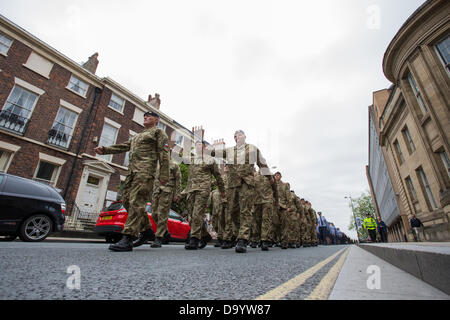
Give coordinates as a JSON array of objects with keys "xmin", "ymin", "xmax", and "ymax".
[
  {"xmin": 192, "ymin": 126, "xmax": 205, "ymax": 141},
  {"xmin": 148, "ymin": 93, "xmax": 161, "ymax": 110},
  {"xmin": 82, "ymin": 52, "xmax": 99, "ymax": 74}
]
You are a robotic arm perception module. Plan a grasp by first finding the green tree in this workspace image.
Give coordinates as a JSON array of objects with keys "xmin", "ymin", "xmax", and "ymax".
[{"xmin": 347, "ymin": 191, "xmax": 376, "ymax": 241}]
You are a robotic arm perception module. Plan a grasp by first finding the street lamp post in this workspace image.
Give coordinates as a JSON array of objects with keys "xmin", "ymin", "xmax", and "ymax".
[{"xmin": 345, "ymin": 195, "xmax": 361, "ymax": 243}]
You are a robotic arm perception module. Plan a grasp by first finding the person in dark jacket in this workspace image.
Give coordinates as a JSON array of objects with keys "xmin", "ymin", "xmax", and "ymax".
[
  {"xmin": 376, "ymin": 217, "xmax": 388, "ymax": 243},
  {"xmin": 410, "ymin": 214, "xmax": 425, "ymax": 242}
]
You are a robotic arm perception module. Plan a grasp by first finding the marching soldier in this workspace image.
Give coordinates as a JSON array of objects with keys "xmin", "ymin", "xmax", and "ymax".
[
  {"xmin": 184, "ymin": 140, "xmax": 225, "ymax": 250},
  {"xmin": 274, "ymin": 172, "xmax": 295, "ymax": 250},
  {"xmin": 252, "ymin": 169, "xmax": 278, "ymax": 251},
  {"xmin": 94, "ymin": 111, "xmax": 169, "ymax": 252},
  {"xmin": 214, "ymin": 130, "xmax": 273, "ymax": 253},
  {"xmin": 149, "ymin": 158, "xmax": 182, "ymax": 248}
]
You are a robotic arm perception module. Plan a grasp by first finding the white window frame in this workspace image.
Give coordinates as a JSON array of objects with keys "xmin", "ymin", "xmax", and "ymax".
[
  {"xmin": 132, "ymin": 107, "xmax": 145, "ymax": 127},
  {"xmin": 0, "ymin": 33, "xmax": 13, "ymax": 56},
  {"xmin": 66, "ymin": 74, "xmax": 89, "ymax": 98},
  {"xmin": 0, "ymin": 141, "xmax": 21, "ymax": 173},
  {"xmin": 98, "ymin": 118, "xmax": 121, "ymax": 163},
  {"xmin": 33, "ymin": 153, "xmax": 66, "ymax": 187},
  {"xmin": 23, "ymin": 51, "xmax": 54, "ymax": 79},
  {"xmin": 108, "ymin": 92, "xmax": 125, "ymax": 114},
  {"xmin": 48, "ymin": 102, "xmax": 80, "ymax": 149},
  {"xmin": 0, "ymin": 79, "xmax": 44, "ymax": 134},
  {"xmin": 123, "ymin": 130, "xmax": 137, "ymax": 167}
]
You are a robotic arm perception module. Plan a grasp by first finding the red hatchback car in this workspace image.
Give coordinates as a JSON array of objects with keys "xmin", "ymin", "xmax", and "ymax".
[{"xmin": 94, "ymin": 201, "xmax": 190, "ymax": 243}]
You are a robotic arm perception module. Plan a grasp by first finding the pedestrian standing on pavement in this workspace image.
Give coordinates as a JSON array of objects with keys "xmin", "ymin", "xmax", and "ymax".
[
  {"xmin": 376, "ymin": 216, "xmax": 388, "ymax": 243},
  {"xmin": 213, "ymin": 130, "xmax": 274, "ymax": 253},
  {"xmin": 184, "ymin": 140, "xmax": 225, "ymax": 250},
  {"xmin": 363, "ymin": 212, "xmax": 377, "ymax": 243},
  {"xmin": 317, "ymin": 211, "xmax": 328, "ymax": 245},
  {"xmin": 410, "ymin": 214, "xmax": 425, "ymax": 242},
  {"xmin": 94, "ymin": 111, "xmax": 170, "ymax": 252}
]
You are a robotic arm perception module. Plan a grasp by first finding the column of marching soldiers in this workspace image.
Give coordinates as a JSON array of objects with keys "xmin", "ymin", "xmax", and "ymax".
[{"xmin": 95, "ymin": 112, "xmax": 349, "ymax": 253}]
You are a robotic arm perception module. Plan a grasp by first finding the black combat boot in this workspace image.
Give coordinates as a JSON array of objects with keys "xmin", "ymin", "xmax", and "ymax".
[
  {"xmin": 198, "ymin": 233, "xmax": 212, "ymax": 249},
  {"xmin": 109, "ymin": 234, "xmax": 134, "ymax": 252},
  {"xmin": 151, "ymin": 237, "xmax": 163, "ymax": 248},
  {"xmin": 251, "ymin": 241, "xmax": 258, "ymax": 249},
  {"xmin": 185, "ymin": 237, "xmax": 199, "ymax": 250},
  {"xmin": 221, "ymin": 240, "xmax": 233, "ymax": 249},
  {"xmin": 235, "ymin": 239, "xmax": 247, "ymax": 253},
  {"xmin": 261, "ymin": 241, "xmax": 269, "ymax": 251},
  {"xmin": 132, "ymin": 228, "xmax": 155, "ymax": 248},
  {"xmin": 214, "ymin": 238, "xmax": 223, "ymax": 247}
]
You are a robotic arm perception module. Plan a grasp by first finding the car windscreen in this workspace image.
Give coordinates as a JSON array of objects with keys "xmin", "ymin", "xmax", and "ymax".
[{"xmin": 105, "ymin": 202, "xmax": 124, "ymax": 211}]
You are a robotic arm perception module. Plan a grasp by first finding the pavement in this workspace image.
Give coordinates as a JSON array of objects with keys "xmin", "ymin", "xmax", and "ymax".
[{"xmin": 329, "ymin": 243, "xmax": 450, "ymax": 300}]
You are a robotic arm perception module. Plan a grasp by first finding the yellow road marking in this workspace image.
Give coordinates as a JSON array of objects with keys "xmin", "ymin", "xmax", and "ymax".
[
  {"xmin": 305, "ymin": 247, "xmax": 350, "ymax": 300},
  {"xmin": 255, "ymin": 247, "xmax": 347, "ymax": 300}
]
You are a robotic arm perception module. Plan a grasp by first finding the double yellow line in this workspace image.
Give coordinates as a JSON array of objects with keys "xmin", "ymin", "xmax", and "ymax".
[{"xmin": 255, "ymin": 246, "xmax": 350, "ymax": 300}]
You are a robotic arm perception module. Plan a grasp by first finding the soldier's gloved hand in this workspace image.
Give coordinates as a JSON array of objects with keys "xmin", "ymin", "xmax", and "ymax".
[
  {"xmin": 221, "ymin": 192, "xmax": 226, "ymax": 199},
  {"xmin": 174, "ymin": 195, "xmax": 180, "ymax": 202}
]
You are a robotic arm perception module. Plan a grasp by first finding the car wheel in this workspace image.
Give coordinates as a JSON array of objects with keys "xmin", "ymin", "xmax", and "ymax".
[{"xmin": 19, "ymin": 214, "xmax": 53, "ymax": 242}]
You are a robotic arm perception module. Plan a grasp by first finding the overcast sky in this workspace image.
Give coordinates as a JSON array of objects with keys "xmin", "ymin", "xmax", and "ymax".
[{"xmin": 0, "ymin": 0, "xmax": 426, "ymax": 239}]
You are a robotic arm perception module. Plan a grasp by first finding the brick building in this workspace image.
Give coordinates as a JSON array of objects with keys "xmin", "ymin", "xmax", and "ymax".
[
  {"xmin": 367, "ymin": 0, "xmax": 449, "ymax": 241},
  {"xmin": 0, "ymin": 14, "xmax": 199, "ymax": 230}
]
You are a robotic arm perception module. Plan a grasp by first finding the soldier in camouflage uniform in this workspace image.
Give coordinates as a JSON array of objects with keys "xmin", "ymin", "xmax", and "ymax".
[
  {"xmin": 299, "ymin": 198, "xmax": 309, "ymax": 247},
  {"xmin": 252, "ymin": 169, "xmax": 278, "ymax": 251},
  {"xmin": 213, "ymin": 130, "xmax": 273, "ymax": 253},
  {"xmin": 274, "ymin": 172, "xmax": 295, "ymax": 250},
  {"xmin": 150, "ymin": 158, "xmax": 182, "ymax": 248},
  {"xmin": 184, "ymin": 140, "xmax": 225, "ymax": 250},
  {"xmin": 94, "ymin": 111, "xmax": 169, "ymax": 252},
  {"xmin": 290, "ymin": 191, "xmax": 302, "ymax": 248}
]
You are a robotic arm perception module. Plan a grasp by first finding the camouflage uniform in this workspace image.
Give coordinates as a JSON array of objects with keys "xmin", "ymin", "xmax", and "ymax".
[
  {"xmin": 290, "ymin": 192, "xmax": 302, "ymax": 247},
  {"xmin": 217, "ymin": 143, "xmax": 272, "ymax": 244},
  {"xmin": 298, "ymin": 201, "xmax": 309, "ymax": 246},
  {"xmin": 184, "ymin": 154, "xmax": 225, "ymax": 240},
  {"xmin": 310, "ymin": 208, "xmax": 319, "ymax": 245},
  {"xmin": 252, "ymin": 171, "xmax": 278, "ymax": 243},
  {"xmin": 152, "ymin": 160, "xmax": 182, "ymax": 239},
  {"xmin": 275, "ymin": 180, "xmax": 295, "ymax": 247},
  {"xmin": 102, "ymin": 126, "xmax": 169, "ymax": 238}
]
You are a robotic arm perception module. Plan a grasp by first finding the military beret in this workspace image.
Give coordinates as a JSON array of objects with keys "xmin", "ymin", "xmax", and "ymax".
[
  {"xmin": 144, "ymin": 111, "xmax": 160, "ymax": 118},
  {"xmin": 275, "ymin": 172, "xmax": 282, "ymax": 176},
  {"xmin": 234, "ymin": 130, "xmax": 245, "ymax": 137}
]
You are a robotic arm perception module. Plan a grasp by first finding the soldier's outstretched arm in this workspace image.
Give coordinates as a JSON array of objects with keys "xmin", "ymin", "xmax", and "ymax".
[
  {"xmin": 174, "ymin": 164, "xmax": 182, "ymax": 200},
  {"xmin": 99, "ymin": 140, "xmax": 131, "ymax": 155},
  {"xmin": 212, "ymin": 162, "xmax": 226, "ymax": 196}
]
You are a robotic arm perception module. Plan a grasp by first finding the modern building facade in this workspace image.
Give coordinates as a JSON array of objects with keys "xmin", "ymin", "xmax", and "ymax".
[
  {"xmin": 368, "ymin": 0, "xmax": 449, "ymax": 241},
  {"xmin": 0, "ymin": 14, "xmax": 199, "ymax": 230}
]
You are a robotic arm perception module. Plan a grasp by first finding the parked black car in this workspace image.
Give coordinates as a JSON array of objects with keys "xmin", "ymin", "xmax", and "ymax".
[{"xmin": 0, "ymin": 173, "xmax": 66, "ymax": 242}]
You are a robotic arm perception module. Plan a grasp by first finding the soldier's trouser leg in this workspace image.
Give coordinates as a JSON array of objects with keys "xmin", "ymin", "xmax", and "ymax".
[
  {"xmin": 251, "ymin": 204, "xmax": 262, "ymax": 242},
  {"xmin": 224, "ymin": 187, "xmax": 239, "ymax": 241},
  {"xmin": 237, "ymin": 183, "xmax": 255, "ymax": 241},
  {"xmin": 188, "ymin": 190, "xmax": 210, "ymax": 240},
  {"xmin": 151, "ymin": 189, "xmax": 161, "ymax": 229},
  {"xmin": 260, "ymin": 202, "xmax": 273, "ymax": 242},
  {"xmin": 289, "ymin": 214, "xmax": 299, "ymax": 244},
  {"xmin": 217, "ymin": 204, "xmax": 226, "ymax": 240},
  {"xmin": 280, "ymin": 209, "xmax": 289, "ymax": 245},
  {"xmin": 312, "ymin": 226, "xmax": 319, "ymax": 244},
  {"xmin": 299, "ymin": 215, "xmax": 307, "ymax": 245},
  {"xmin": 271, "ymin": 207, "xmax": 281, "ymax": 243},
  {"xmin": 155, "ymin": 191, "xmax": 172, "ymax": 238},
  {"xmin": 122, "ymin": 174, "xmax": 154, "ymax": 238}
]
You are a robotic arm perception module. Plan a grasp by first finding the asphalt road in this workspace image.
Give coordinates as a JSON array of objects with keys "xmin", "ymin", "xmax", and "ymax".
[{"xmin": 0, "ymin": 241, "xmax": 349, "ymax": 300}]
